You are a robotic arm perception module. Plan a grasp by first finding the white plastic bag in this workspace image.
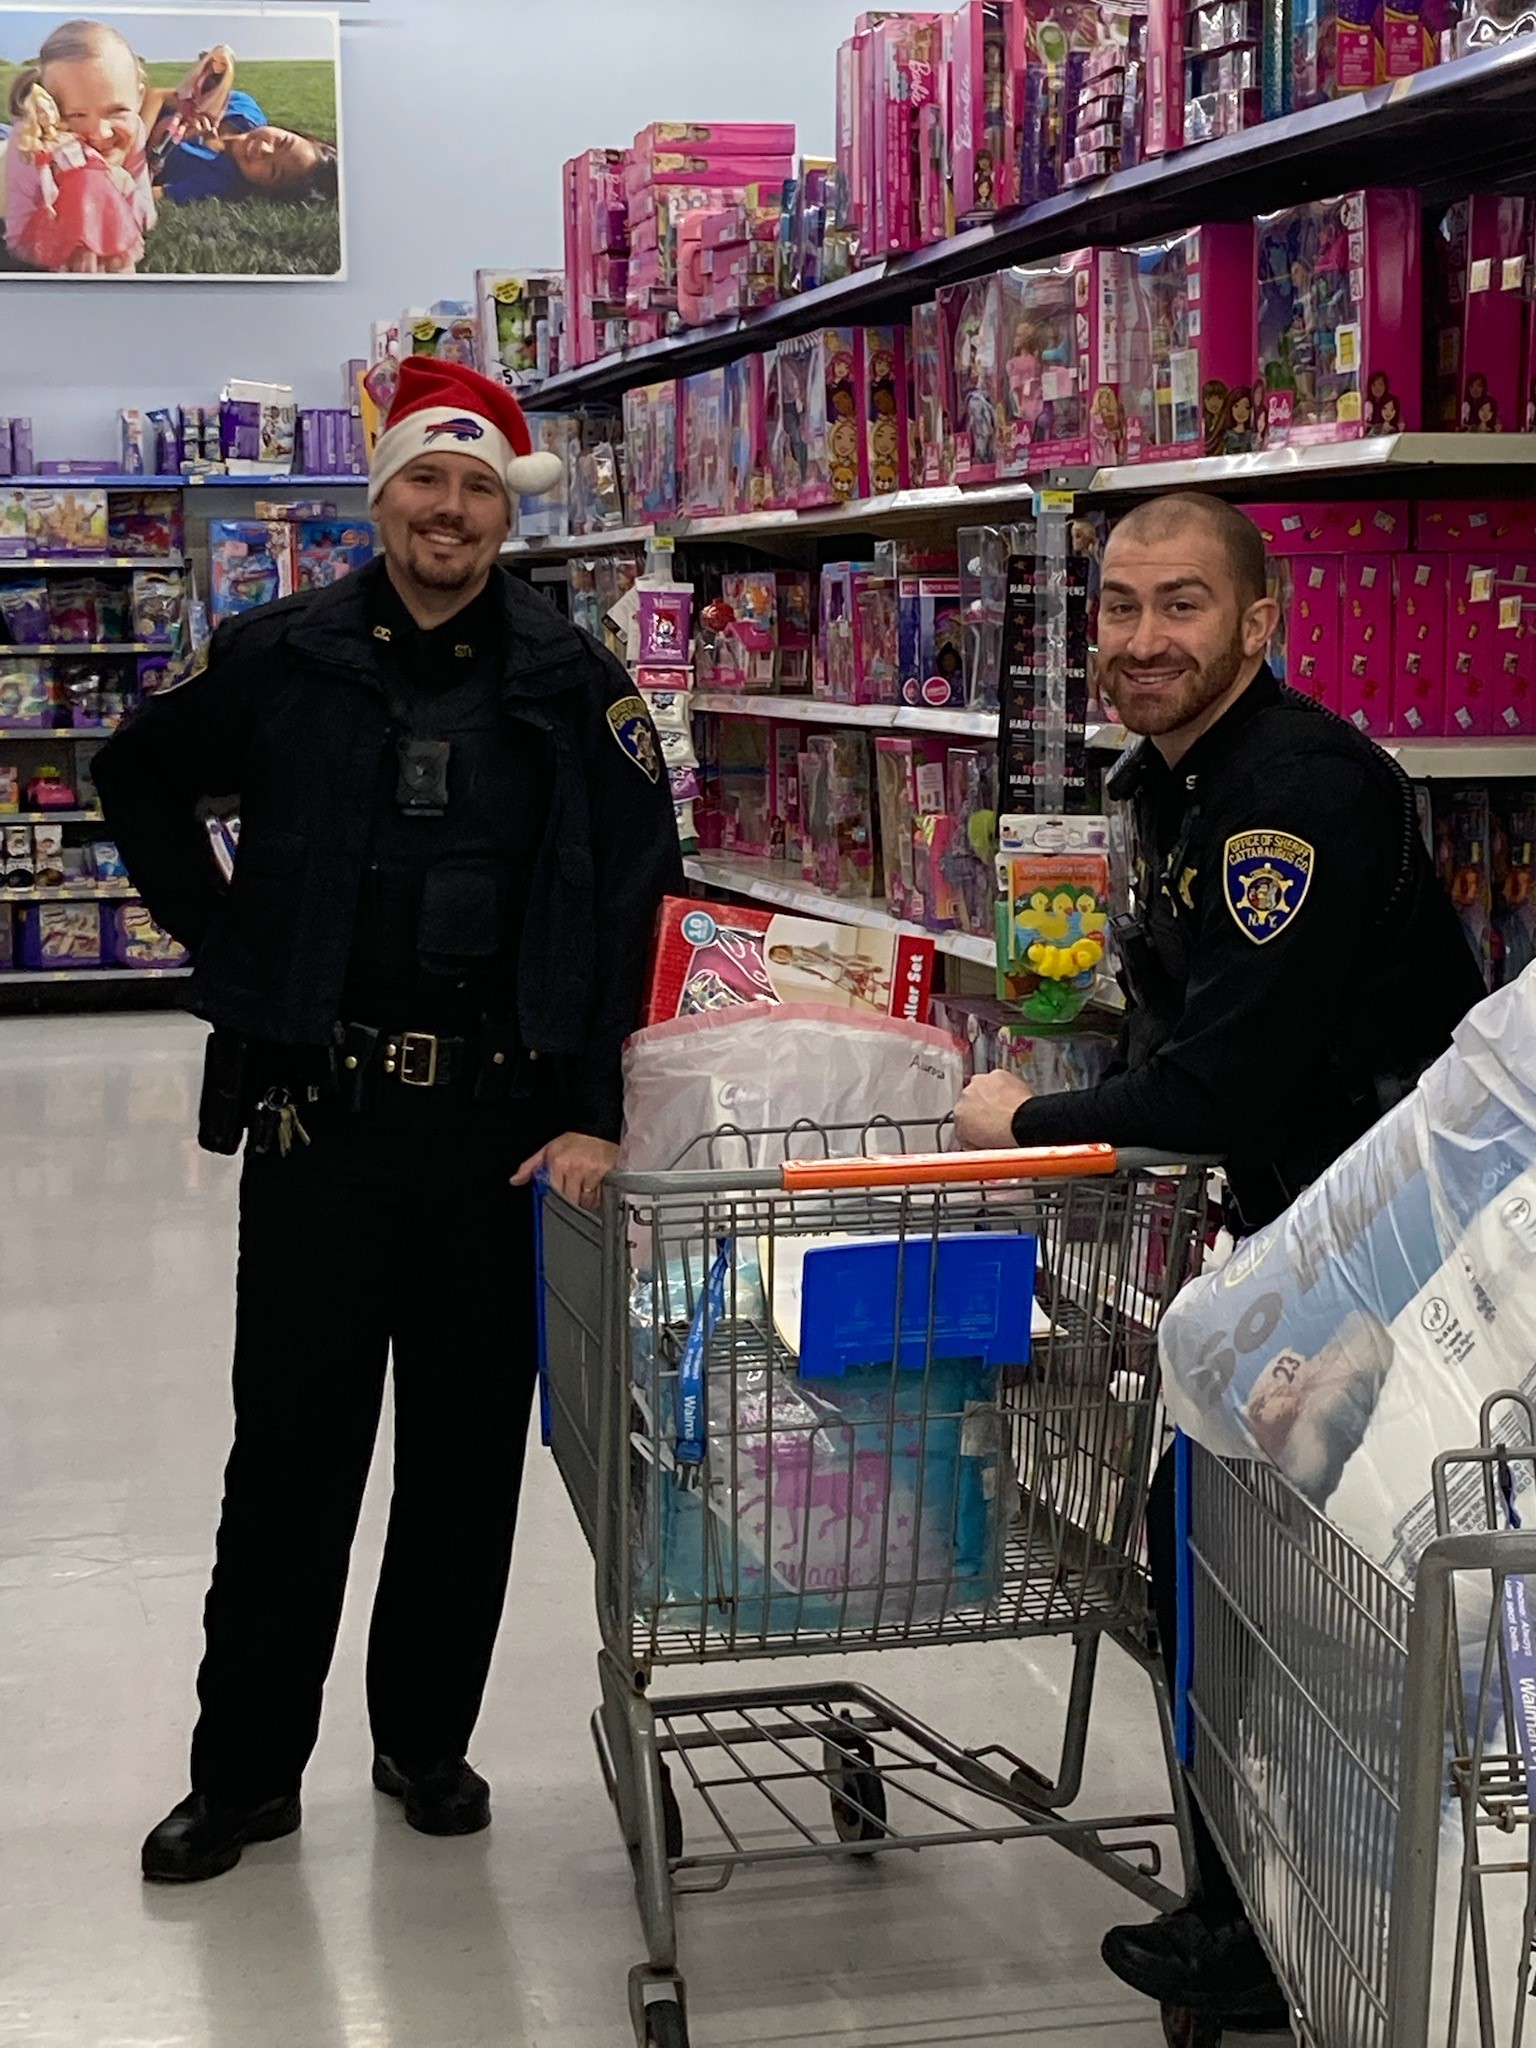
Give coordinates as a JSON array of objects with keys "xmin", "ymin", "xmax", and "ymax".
[{"xmin": 618, "ymin": 1001, "xmax": 966, "ymax": 1171}]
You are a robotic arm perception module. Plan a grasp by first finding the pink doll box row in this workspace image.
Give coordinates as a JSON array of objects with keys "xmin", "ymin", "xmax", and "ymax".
[{"xmin": 1428, "ymin": 195, "xmax": 1531, "ymax": 435}]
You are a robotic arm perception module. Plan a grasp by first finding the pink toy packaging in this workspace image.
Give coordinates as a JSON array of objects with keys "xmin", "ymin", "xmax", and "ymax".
[
  {"xmin": 939, "ymin": 276, "xmax": 1005, "ymax": 483},
  {"xmin": 1493, "ymin": 558, "xmax": 1536, "ymax": 734},
  {"xmin": 1143, "ymin": 0, "xmax": 1187, "ymax": 153},
  {"xmin": 1428, "ymin": 197, "xmax": 1530, "ymax": 432},
  {"xmin": 1287, "ymin": 555, "xmax": 1344, "ymax": 710},
  {"xmin": 1246, "ymin": 498, "xmax": 1411, "ymax": 553},
  {"xmin": 1339, "ymin": 555, "xmax": 1394, "ymax": 735},
  {"xmin": 627, "ymin": 151, "xmax": 794, "ymax": 196},
  {"xmin": 772, "ymin": 329, "xmax": 860, "ymax": 509},
  {"xmin": 876, "ymin": 734, "xmax": 951, "ymax": 925},
  {"xmin": 1415, "ymin": 500, "xmax": 1536, "ymax": 551},
  {"xmin": 911, "ymin": 301, "xmax": 953, "ymax": 485},
  {"xmin": 623, "ymin": 379, "xmax": 681, "ymax": 520},
  {"xmin": 857, "ymin": 326, "xmax": 912, "ymax": 497},
  {"xmin": 724, "ymin": 352, "xmax": 768, "ymax": 514},
  {"xmin": 995, "ymin": 252, "xmax": 1104, "ymax": 472},
  {"xmin": 1255, "ymin": 190, "xmax": 1422, "ymax": 447},
  {"xmin": 1103, "ymin": 225, "xmax": 1257, "ymax": 461},
  {"xmin": 800, "ymin": 730, "xmax": 876, "ymax": 899},
  {"xmin": 633, "ymin": 122, "xmax": 797, "ymax": 159},
  {"xmin": 1392, "ymin": 554, "xmax": 1448, "ymax": 737},
  {"xmin": 1444, "ymin": 559, "xmax": 1505, "ymax": 736},
  {"xmin": 918, "ymin": 15, "xmax": 956, "ymax": 247},
  {"xmin": 768, "ymin": 721, "xmax": 804, "ymax": 863},
  {"xmin": 852, "ymin": 569, "xmax": 900, "ymax": 704},
  {"xmin": 870, "ymin": 14, "xmax": 945, "ymax": 256},
  {"xmin": 681, "ymin": 369, "xmax": 729, "ymax": 518},
  {"xmin": 951, "ymin": 0, "xmax": 1017, "ymax": 223}
]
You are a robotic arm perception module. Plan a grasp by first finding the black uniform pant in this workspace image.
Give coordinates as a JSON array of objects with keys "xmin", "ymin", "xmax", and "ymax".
[
  {"xmin": 189, "ymin": 1083, "xmax": 556, "ymax": 1804},
  {"xmin": 1146, "ymin": 1449, "xmax": 1242, "ymax": 1917}
]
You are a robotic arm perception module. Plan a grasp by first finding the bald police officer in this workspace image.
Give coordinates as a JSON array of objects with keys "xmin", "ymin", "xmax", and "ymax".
[{"xmin": 957, "ymin": 492, "xmax": 1483, "ymax": 2027}]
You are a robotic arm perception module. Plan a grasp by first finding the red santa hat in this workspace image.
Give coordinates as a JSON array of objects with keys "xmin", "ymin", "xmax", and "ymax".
[{"xmin": 368, "ymin": 356, "xmax": 565, "ymax": 506}]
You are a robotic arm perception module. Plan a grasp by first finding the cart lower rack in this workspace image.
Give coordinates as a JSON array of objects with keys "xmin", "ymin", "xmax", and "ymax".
[
  {"xmin": 537, "ymin": 1126, "xmax": 1212, "ymax": 2047},
  {"xmin": 1183, "ymin": 1400, "xmax": 1536, "ymax": 2048}
]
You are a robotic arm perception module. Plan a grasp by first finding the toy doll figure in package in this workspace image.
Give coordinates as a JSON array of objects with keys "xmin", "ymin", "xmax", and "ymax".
[
  {"xmin": 939, "ymin": 279, "xmax": 1003, "ymax": 482},
  {"xmin": 911, "ymin": 302, "xmax": 952, "ymax": 486},
  {"xmin": 994, "ymin": 261, "xmax": 1086, "ymax": 471},
  {"xmin": 1256, "ymin": 191, "xmax": 1421, "ymax": 446}
]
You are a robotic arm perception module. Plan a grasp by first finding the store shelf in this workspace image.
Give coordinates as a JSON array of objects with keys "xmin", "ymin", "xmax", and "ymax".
[
  {"xmin": 503, "ymin": 477, "xmax": 1098, "ymax": 560},
  {"xmin": 682, "ymin": 852, "xmax": 995, "ymax": 965},
  {"xmin": 524, "ymin": 40, "xmax": 1536, "ymax": 410},
  {"xmin": 1, "ymin": 810, "xmax": 104, "ymax": 824},
  {"xmin": 1386, "ymin": 737, "xmax": 1536, "ymax": 777},
  {"xmin": 1084, "ymin": 433, "xmax": 1536, "ymax": 503},
  {"xmin": 3, "ymin": 884, "xmax": 134, "ymax": 902},
  {"xmin": 8, "ymin": 473, "xmax": 365, "ymax": 490},
  {"xmin": 6, "ymin": 643, "xmax": 168, "ymax": 657},
  {"xmin": 0, "ymin": 727, "xmax": 115, "ymax": 741},
  {"xmin": 0, "ymin": 966, "xmax": 190, "ymax": 985},
  {"xmin": 688, "ymin": 690, "xmax": 1127, "ymax": 747},
  {"xmin": 0, "ymin": 556, "xmax": 185, "ymax": 572}
]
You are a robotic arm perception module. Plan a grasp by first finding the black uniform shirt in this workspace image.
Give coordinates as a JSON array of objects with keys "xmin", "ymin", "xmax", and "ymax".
[
  {"xmin": 341, "ymin": 564, "xmax": 551, "ymax": 1031},
  {"xmin": 1010, "ymin": 664, "xmax": 1485, "ymax": 1230}
]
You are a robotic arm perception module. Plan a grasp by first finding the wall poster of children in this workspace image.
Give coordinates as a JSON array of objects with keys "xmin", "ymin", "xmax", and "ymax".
[{"xmin": 0, "ymin": 7, "xmax": 343, "ymax": 279}]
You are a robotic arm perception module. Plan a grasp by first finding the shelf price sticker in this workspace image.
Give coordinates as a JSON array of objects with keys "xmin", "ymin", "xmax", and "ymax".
[{"xmin": 1032, "ymin": 488, "xmax": 1077, "ymax": 516}]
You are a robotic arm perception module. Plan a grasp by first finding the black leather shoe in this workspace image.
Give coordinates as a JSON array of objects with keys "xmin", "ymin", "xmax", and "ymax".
[
  {"xmin": 372, "ymin": 1754, "xmax": 490, "ymax": 1836},
  {"xmin": 141, "ymin": 1791, "xmax": 301, "ymax": 1883},
  {"xmin": 1101, "ymin": 1904, "xmax": 1290, "ymax": 2024}
]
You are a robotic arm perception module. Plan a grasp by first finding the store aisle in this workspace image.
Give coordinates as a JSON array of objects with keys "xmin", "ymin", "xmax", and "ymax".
[{"xmin": 0, "ymin": 1016, "xmax": 1254, "ymax": 2048}]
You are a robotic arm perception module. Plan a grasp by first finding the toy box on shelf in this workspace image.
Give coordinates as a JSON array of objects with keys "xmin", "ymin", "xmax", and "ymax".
[
  {"xmin": 993, "ymin": 251, "xmax": 1107, "ymax": 473},
  {"xmin": 1427, "ymin": 195, "xmax": 1530, "ymax": 433},
  {"xmin": 800, "ymin": 729, "xmax": 877, "ymax": 898},
  {"xmin": 1184, "ymin": 0, "xmax": 1265, "ymax": 141},
  {"xmin": 817, "ymin": 561, "xmax": 900, "ymax": 705},
  {"xmin": 869, "ymin": 12, "xmax": 948, "ymax": 256},
  {"xmin": 1255, "ymin": 189, "xmax": 1422, "ymax": 445},
  {"xmin": 952, "ymin": 0, "xmax": 1018, "ymax": 224},
  {"xmin": 998, "ymin": 548, "xmax": 1095, "ymax": 813},
  {"xmin": 475, "ymin": 269, "xmax": 564, "ymax": 392},
  {"xmin": 622, "ymin": 379, "xmax": 681, "ymax": 522},
  {"xmin": 1102, "ymin": 223, "xmax": 1257, "ymax": 460},
  {"xmin": 938, "ymin": 276, "xmax": 1006, "ymax": 484},
  {"xmin": 911, "ymin": 302, "xmax": 953, "ymax": 485},
  {"xmin": 858, "ymin": 327, "xmax": 912, "ymax": 496},
  {"xmin": 770, "ymin": 328, "xmax": 860, "ymax": 508}
]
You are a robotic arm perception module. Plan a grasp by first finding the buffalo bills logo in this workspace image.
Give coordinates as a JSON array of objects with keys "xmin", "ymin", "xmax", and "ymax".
[{"xmin": 424, "ymin": 417, "xmax": 487, "ymax": 443}]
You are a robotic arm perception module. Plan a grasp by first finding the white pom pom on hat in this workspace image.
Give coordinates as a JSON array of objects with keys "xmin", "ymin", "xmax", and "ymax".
[{"xmin": 368, "ymin": 355, "xmax": 565, "ymax": 504}]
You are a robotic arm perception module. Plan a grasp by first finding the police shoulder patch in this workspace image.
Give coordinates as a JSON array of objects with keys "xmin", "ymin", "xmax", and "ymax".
[
  {"xmin": 606, "ymin": 694, "xmax": 661, "ymax": 783},
  {"xmin": 1224, "ymin": 830, "xmax": 1315, "ymax": 944}
]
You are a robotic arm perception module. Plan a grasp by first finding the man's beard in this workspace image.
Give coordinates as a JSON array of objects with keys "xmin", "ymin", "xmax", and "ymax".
[
  {"xmin": 1099, "ymin": 630, "xmax": 1248, "ymax": 737},
  {"xmin": 405, "ymin": 529, "xmax": 481, "ymax": 592}
]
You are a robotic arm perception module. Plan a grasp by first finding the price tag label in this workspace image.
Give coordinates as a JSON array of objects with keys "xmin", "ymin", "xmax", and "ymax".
[{"xmin": 1032, "ymin": 488, "xmax": 1077, "ymax": 515}]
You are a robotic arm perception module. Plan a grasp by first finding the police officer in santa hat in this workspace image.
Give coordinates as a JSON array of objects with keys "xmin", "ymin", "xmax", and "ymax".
[{"xmin": 97, "ymin": 357, "xmax": 682, "ymax": 1882}]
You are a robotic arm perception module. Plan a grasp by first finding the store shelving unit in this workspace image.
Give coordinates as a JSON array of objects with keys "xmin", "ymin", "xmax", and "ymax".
[
  {"xmin": 2, "ymin": 965, "xmax": 189, "ymax": 986},
  {"xmin": 524, "ymin": 42, "xmax": 1536, "ymax": 411},
  {"xmin": 681, "ymin": 853, "xmax": 995, "ymax": 967},
  {"xmin": 7, "ymin": 472, "xmax": 365, "ymax": 490}
]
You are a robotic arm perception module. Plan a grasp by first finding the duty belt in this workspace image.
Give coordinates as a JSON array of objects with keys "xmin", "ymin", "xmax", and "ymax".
[{"xmin": 335, "ymin": 1019, "xmax": 537, "ymax": 1106}]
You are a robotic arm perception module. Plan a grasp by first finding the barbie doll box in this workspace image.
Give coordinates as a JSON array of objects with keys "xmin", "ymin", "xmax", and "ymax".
[{"xmin": 644, "ymin": 896, "xmax": 936, "ymax": 1025}]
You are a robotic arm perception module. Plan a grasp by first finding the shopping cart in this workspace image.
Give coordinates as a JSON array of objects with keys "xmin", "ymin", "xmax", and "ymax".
[
  {"xmin": 537, "ymin": 1119, "xmax": 1212, "ymax": 2047},
  {"xmin": 1180, "ymin": 1397, "xmax": 1536, "ymax": 2048}
]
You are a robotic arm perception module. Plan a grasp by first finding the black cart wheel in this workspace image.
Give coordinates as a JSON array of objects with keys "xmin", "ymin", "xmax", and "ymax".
[
  {"xmin": 658, "ymin": 1757, "xmax": 684, "ymax": 1862},
  {"xmin": 1162, "ymin": 2006, "xmax": 1222, "ymax": 2048},
  {"xmin": 644, "ymin": 1996, "xmax": 689, "ymax": 2047},
  {"xmin": 822, "ymin": 1713, "xmax": 889, "ymax": 1845}
]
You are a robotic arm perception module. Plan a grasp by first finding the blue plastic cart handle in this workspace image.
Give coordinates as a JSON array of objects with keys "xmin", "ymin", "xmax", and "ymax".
[{"xmin": 1174, "ymin": 1429, "xmax": 1195, "ymax": 1768}]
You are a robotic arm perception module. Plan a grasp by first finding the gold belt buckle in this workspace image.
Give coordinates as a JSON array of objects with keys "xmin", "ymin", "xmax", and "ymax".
[{"xmin": 396, "ymin": 1031, "xmax": 439, "ymax": 1087}]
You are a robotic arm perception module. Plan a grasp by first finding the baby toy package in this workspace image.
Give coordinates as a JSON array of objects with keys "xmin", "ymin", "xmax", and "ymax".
[{"xmin": 1160, "ymin": 962, "xmax": 1536, "ymax": 2044}]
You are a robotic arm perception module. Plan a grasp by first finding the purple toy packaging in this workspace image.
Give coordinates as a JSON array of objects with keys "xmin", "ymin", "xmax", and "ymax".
[
  {"xmin": 1430, "ymin": 197, "xmax": 1529, "ymax": 433},
  {"xmin": 105, "ymin": 901, "xmax": 191, "ymax": 968},
  {"xmin": 1103, "ymin": 223, "xmax": 1257, "ymax": 461},
  {"xmin": 18, "ymin": 901, "xmax": 102, "ymax": 969},
  {"xmin": 897, "ymin": 574, "xmax": 966, "ymax": 706},
  {"xmin": 1393, "ymin": 554, "xmax": 1448, "ymax": 736},
  {"xmin": 857, "ymin": 326, "xmax": 911, "ymax": 497},
  {"xmin": 1339, "ymin": 554, "xmax": 1394, "ymax": 734},
  {"xmin": 1255, "ymin": 190, "xmax": 1422, "ymax": 446}
]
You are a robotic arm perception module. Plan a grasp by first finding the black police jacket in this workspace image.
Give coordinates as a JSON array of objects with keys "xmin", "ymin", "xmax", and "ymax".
[
  {"xmin": 93, "ymin": 562, "xmax": 683, "ymax": 1142},
  {"xmin": 1010, "ymin": 663, "xmax": 1486, "ymax": 1230}
]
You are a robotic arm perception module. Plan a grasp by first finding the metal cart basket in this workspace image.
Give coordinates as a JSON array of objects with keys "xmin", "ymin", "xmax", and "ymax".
[
  {"xmin": 1182, "ymin": 1397, "xmax": 1536, "ymax": 2048},
  {"xmin": 537, "ymin": 1122, "xmax": 1211, "ymax": 2047}
]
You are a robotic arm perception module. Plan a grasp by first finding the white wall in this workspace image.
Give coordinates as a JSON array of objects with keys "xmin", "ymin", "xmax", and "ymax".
[{"xmin": 0, "ymin": 0, "xmax": 851, "ymax": 456}]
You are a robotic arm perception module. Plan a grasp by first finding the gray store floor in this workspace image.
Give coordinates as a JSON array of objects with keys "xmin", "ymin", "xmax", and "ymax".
[{"xmin": 0, "ymin": 1014, "xmax": 1273, "ymax": 2047}]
